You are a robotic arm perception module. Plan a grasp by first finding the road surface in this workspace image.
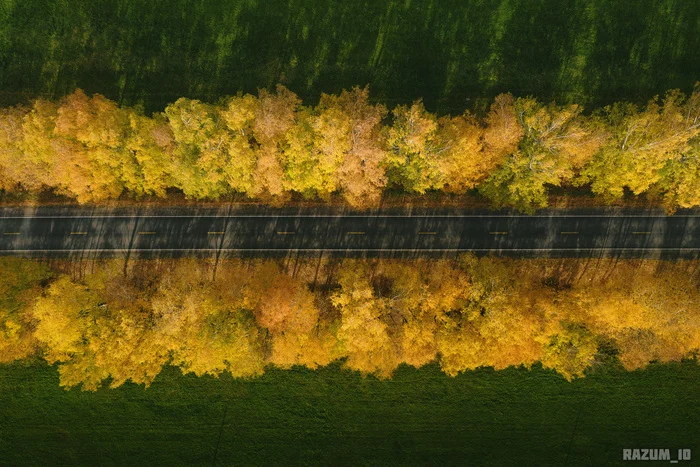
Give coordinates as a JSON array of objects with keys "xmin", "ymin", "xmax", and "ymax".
[{"xmin": 0, "ymin": 206, "xmax": 698, "ymax": 258}]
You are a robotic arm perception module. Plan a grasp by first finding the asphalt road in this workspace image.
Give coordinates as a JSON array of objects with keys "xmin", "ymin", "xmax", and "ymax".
[{"xmin": 0, "ymin": 206, "xmax": 698, "ymax": 258}]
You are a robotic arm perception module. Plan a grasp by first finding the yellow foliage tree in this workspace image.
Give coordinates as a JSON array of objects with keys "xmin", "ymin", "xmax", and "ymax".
[
  {"xmin": 0, "ymin": 259, "xmax": 50, "ymax": 362},
  {"xmin": 332, "ymin": 264, "xmax": 399, "ymax": 377},
  {"xmin": 384, "ymin": 101, "xmax": 443, "ymax": 193},
  {"xmin": 52, "ymin": 89, "xmax": 139, "ymax": 202},
  {"xmin": 580, "ymin": 87, "xmax": 700, "ymax": 200},
  {"xmin": 540, "ymin": 324, "xmax": 597, "ymax": 381},
  {"xmin": 151, "ymin": 266, "xmax": 265, "ymax": 379}
]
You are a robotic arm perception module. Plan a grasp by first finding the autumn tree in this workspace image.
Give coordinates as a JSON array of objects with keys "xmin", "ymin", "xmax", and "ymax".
[
  {"xmin": 379, "ymin": 261, "xmax": 472, "ymax": 368},
  {"xmin": 252, "ymin": 270, "xmax": 336, "ymax": 368},
  {"xmin": 125, "ymin": 111, "xmax": 175, "ymax": 197},
  {"xmin": 657, "ymin": 135, "xmax": 700, "ymax": 211},
  {"xmin": 480, "ymin": 98, "xmax": 605, "ymax": 212},
  {"xmin": 31, "ymin": 276, "xmax": 108, "ymax": 390},
  {"xmin": 1, "ymin": 256, "xmax": 699, "ymax": 388},
  {"xmin": 151, "ymin": 262, "xmax": 265, "ymax": 379},
  {"xmin": 317, "ymin": 86, "xmax": 388, "ymax": 208},
  {"xmin": 438, "ymin": 93, "xmax": 525, "ymax": 194},
  {"xmin": 0, "ymin": 106, "xmax": 29, "ymax": 191},
  {"xmin": 540, "ymin": 324, "xmax": 598, "ymax": 381},
  {"xmin": 0, "ymin": 259, "xmax": 51, "ymax": 362},
  {"xmin": 165, "ymin": 93, "xmax": 261, "ymax": 198},
  {"xmin": 483, "ymin": 94, "xmax": 524, "ymax": 161},
  {"xmin": 332, "ymin": 263, "xmax": 399, "ymax": 377},
  {"xmin": 281, "ymin": 108, "xmax": 337, "ymax": 199},
  {"xmin": 0, "ymin": 85, "xmax": 698, "ymax": 208},
  {"xmin": 30, "ymin": 265, "xmax": 171, "ymax": 391},
  {"xmin": 249, "ymin": 85, "xmax": 300, "ymax": 199},
  {"xmin": 209, "ymin": 93, "xmax": 258, "ymax": 196},
  {"xmin": 51, "ymin": 90, "xmax": 143, "ymax": 202},
  {"xmin": 435, "ymin": 112, "xmax": 485, "ymax": 193},
  {"xmin": 384, "ymin": 101, "xmax": 443, "ymax": 193},
  {"xmin": 307, "ymin": 99, "xmax": 353, "ymax": 199},
  {"xmin": 565, "ymin": 264, "xmax": 700, "ymax": 371},
  {"xmin": 579, "ymin": 87, "xmax": 700, "ymax": 201},
  {"xmin": 164, "ymin": 97, "xmax": 231, "ymax": 199},
  {"xmin": 436, "ymin": 256, "xmax": 549, "ymax": 375},
  {"xmin": 16, "ymin": 99, "xmax": 61, "ymax": 190}
]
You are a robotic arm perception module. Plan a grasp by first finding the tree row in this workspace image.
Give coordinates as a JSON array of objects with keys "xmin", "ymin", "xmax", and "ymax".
[
  {"xmin": 1, "ymin": 257, "xmax": 698, "ymax": 390},
  {"xmin": 0, "ymin": 85, "xmax": 699, "ymax": 211}
]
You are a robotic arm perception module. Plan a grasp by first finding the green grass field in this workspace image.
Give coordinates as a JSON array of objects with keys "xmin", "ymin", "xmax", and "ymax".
[
  {"xmin": 1, "ymin": 0, "xmax": 699, "ymax": 113},
  {"xmin": 1, "ymin": 360, "xmax": 698, "ymax": 465}
]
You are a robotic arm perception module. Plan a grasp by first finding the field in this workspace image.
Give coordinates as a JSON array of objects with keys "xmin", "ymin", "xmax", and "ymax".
[
  {"xmin": 1, "ymin": 360, "xmax": 698, "ymax": 465},
  {"xmin": 1, "ymin": 0, "xmax": 699, "ymax": 113}
]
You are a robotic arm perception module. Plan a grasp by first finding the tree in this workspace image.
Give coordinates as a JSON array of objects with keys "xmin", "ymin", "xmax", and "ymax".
[
  {"xmin": 0, "ymin": 259, "xmax": 51, "ymax": 362},
  {"xmin": 30, "ymin": 276, "xmax": 111, "ymax": 390},
  {"xmin": 17, "ymin": 99, "xmax": 60, "ymax": 190},
  {"xmin": 379, "ymin": 261, "xmax": 473, "ymax": 368},
  {"xmin": 435, "ymin": 112, "xmax": 485, "ymax": 193},
  {"xmin": 51, "ymin": 90, "xmax": 140, "ymax": 202},
  {"xmin": 332, "ymin": 264, "xmax": 399, "ymax": 377},
  {"xmin": 250, "ymin": 85, "xmax": 301, "ymax": 198},
  {"xmin": 310, "ymin": 101, "xmax": 353, "ymax": 198},
  {"xmin": 164, "ymin": 97, "xmax": 230, "ymax": 199},
  {"xmin": 218, "ymin": 93, "xmax": 259, "ymax": 196},
  {"xmin": 540, "ymin": 324, "xmax": 597, "ymax": 381},
  {"xmin": 480, "ymin": 98, "xmax": 605, "ymax": 212},
  {"xmin": 125, "ymin": 111, "xmax": 175, "ymax": 197},
  {"xmin": 566, "ymin": 263, "xmax": 700, "ymax": 371},
  {"xmin": 438, "ymin": 93, "xmax": 525, "ymax": 195},
  {"xmin": 31, "ymin": 276, "xmax": 93, "ymax": 364},
  {"xmin": 658, "ymin": 138, "xmax": 700, "ymax": 211},
  {"xmin": 257, "ymin": 273, "xmax": 338, "ymax": 369},
  {"xmin": 281, "ymin": 108, "xmax": 336, "ymax": 199},
  {"xmin": 30, "ymin": 267, "xmax": 171, "ymax": 391},
  {"xmin": 579, "ymin": 87, "xmax": 700, "ymax": 200},
  {"xmin": 82, "ymin": 264, "xmax": 171, "ymax": 389},
  {"xmin": 255, "ymin": 273, "xmax": 318, "ymax": 335},
  {"xmin": 151, "ymin": 263, "xmax": 265, "ymax": 379},
  {"xmin": 384, "ymin": 101, "xmax": 443, "ymax": 193},
  {"xmin": 435, "ymin": 256, "xmax": 549, "ymax": 374},
  {"xmin": 0, "ymin": 106, "xmax": 29, "ymax": 191},
  {"xmin": 317, "ymin": 86, "xmax": 388, "ymax": 208},
  {"xmin": 4, "ymin": 256, "xmax": 700, "ymax": 388},
  {"xmin": 482, "ymin": 94, "xmax": 524, "ymax": 162}
]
